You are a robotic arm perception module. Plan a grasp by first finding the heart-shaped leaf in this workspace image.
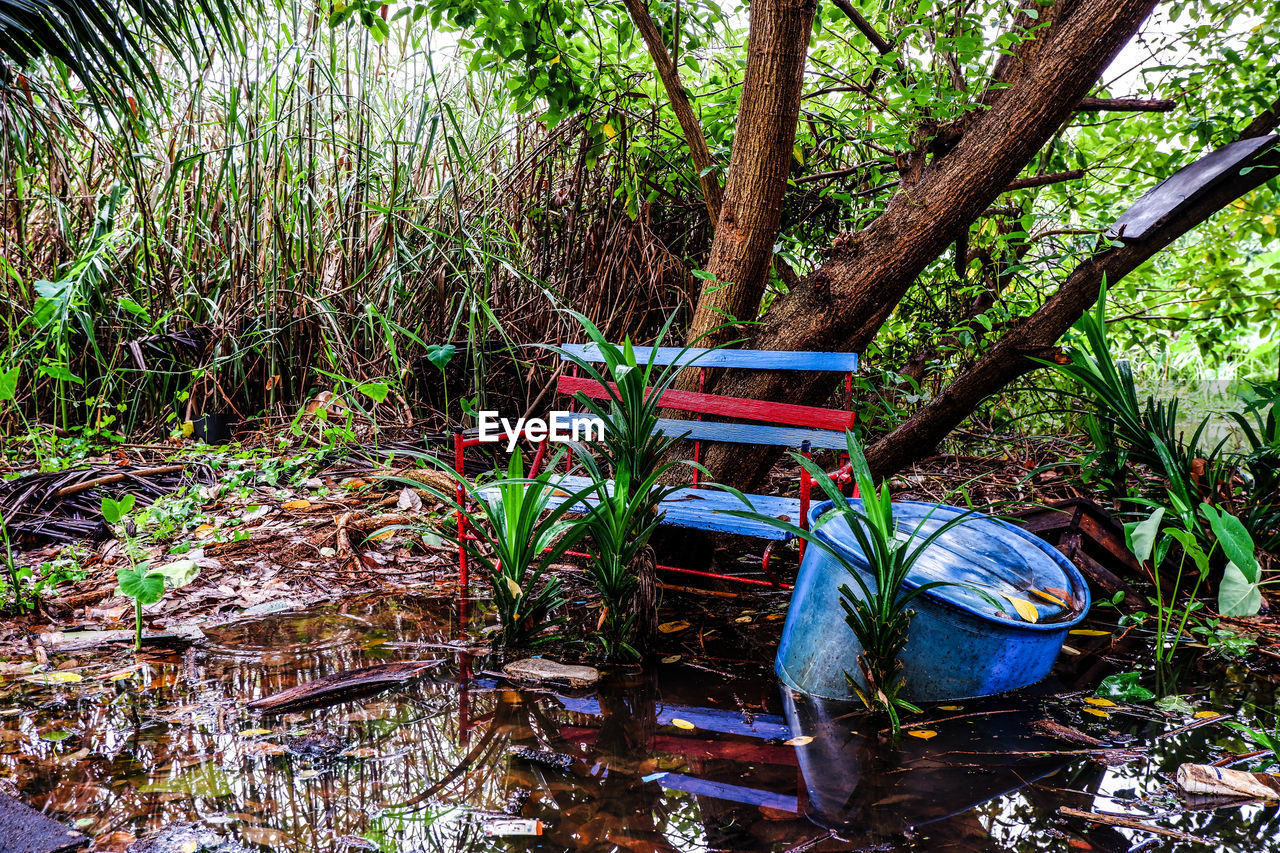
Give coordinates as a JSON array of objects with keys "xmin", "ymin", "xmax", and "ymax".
[
  {"xmin": 425, "ymin": 344, "xmax": 455, "ymax": 370},
  {"xmin": 117, "ymin": 567, "xmax": 165, "ymax": 605},
  {"xmin": 1218, "ymin": 560, "xmax": 1262, "ymax": 617},
  {"xmin": 100, "ymin": 494, "xmax": 136, "ymax": 525},
  {"xmin": 147, "ymin": 559, "xmax": 199, "ymax": 589}
]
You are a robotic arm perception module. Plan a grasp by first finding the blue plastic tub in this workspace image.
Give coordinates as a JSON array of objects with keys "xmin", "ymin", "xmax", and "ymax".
[{"xmin": 775, "ymin": 499, "xmax": 1089, "ymax": 702}]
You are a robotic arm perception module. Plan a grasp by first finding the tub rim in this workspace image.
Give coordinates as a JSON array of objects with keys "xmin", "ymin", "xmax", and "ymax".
[{"xmin": 806, "ymin": 498, "xmax": 1091, "ymax": 633}]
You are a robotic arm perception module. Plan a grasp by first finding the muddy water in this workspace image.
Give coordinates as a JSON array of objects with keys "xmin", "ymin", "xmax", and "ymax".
[{"xmin": 2, "ymin": 598, "xmax": 1278, "ymax": 852}]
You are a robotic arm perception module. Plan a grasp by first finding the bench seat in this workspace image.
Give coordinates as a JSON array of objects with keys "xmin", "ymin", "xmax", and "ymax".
[{"xmin": 481, "ymin": 474, "xmax": 801, "ymax": 541}]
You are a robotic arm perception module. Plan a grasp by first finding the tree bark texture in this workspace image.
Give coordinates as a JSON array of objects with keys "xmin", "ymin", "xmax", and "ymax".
[
  {"xmin": 697, "ymin": 0, "xmax": 1160, "ymax": 489},
  {"xmin": 620, "ymin": 0, "xmax": 723, "ymax": 222},
  {"xmin": 684, "ymin": 0, "xmax": 817, "ymax": 347}
]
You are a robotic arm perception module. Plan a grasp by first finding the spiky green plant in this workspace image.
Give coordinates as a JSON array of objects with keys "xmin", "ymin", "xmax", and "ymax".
[
  {"xmin": 548, "ymin": 310, "xmax": 718, "ymax": 658},
  {"xmin": 723, "ymin": 432, "xmax": 985, "ymax": 735}
]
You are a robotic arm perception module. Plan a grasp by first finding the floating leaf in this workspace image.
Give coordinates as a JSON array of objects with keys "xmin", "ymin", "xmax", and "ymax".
[
  {"xmin": 658, "ymin": 621, "xmax": 690, "ymax": 634},
  {"xmin": 1155, "ymin": 695, "xmax": 1195, "ymax": 715},
  {"xmin": 1194, "ymin": 711, "xmax": 1222, "ymax": 719},
  {"xmin": 1069, "ymin": 629, "xmax": 1112, "ymax": 637},
  {"xmin": 1082, "ymin": 707, "xmax": 1111, "ymax": 718},
  {"xmin": 938, "ymin": 705, "xmax": 963, "ymax": 711},
  {"xmin": 1030, "ymin": 588, "xmax": 1067, "ymax": 607},
  {"xmin": 1002, "ymin": 594, "xmax": 1040, "ymax": 623},
  {"xmin": 24, "ymin": 671, "xmax": 83, "ymax": 685},
  {"xmin": 1084, "ymin": 697, "xmax": 1117, "ymax": 708},
  {"xmin": 239, "ymin": 728, "xmax": 275, "ymax": 737},
  {"xmin": 784, "ymin": 735, "xmax": 814, "ymax": 746},
  {"xmin": 670, "ymin": 718, "xmax": 695, "ymax": 730},
  {"xmin": 1095, "ymin": 671, "xmax": 1154, "ymax": 703},
  {"xmin": 907, "ymin": 729, "xmax": 937, "ymax": 739}
]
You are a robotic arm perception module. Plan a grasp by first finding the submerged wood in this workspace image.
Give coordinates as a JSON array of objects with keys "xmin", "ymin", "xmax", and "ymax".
[
  {"xmin": 247, "ymin": 660, "xmax": 442, "ymax": 713},
  {"xmin": 0, "ymin": 793, "xmax": 88, "ymax": 853}
]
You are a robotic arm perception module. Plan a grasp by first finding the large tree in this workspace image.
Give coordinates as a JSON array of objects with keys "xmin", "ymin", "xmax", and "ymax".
[{"xmin": 403, "ymin": 0, "xmax": 1280, "ymax": 485}]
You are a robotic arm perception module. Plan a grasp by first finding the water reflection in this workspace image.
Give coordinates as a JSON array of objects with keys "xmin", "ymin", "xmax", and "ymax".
[{"xmin": 0, "ymin": 601, "xmax": 1276, "ymax": 852}]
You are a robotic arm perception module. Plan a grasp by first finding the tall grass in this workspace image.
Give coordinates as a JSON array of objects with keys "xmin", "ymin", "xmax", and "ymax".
[{"xmin": 0, "ymin": 6, "xmax": 702, "ymax": 438}]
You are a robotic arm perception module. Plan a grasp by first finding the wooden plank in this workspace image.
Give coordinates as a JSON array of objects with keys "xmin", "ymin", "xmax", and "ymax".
[
  {"xmin": 1108, "ymin": 135, "xmax": 1278, "ymax": 241},
  {"xmin": 517, "ymin": 475, "xmax": 800, "ymax": 541},
  {"xmin": 558, "ymin": 413, "xmax": 849, "ymax": 449},
  {"xmin": 248, "ymin": 660, "xmax": 442, "ymax": 713},
  {"xmin": 559, "ymin": 344, "xmax": 859, "ymax": 372},
  {"xmin": 0, "ymin": 794, "xmax": 87, "ymax": 853},
  {"xmin": 651, "ymin": 772, "xmax": 799, "ymax": 813},
  {"xmin": 558, "ymin": 375, "xmax": 856, "ymax": 431}
]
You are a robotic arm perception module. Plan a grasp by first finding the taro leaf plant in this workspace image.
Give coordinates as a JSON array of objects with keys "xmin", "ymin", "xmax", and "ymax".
[
  {"xmin": 547, "ymin": 310, "xmax": 716, "ymax": 659},
  {"xmin": 103, "ymin": 495, "xmax": 199, "ymax": 650},
  {"xmin": 1123, "ymin": 507, "xmax": 1212, "ymax": 664},
  {"xmin": 722, "ymin": 432, "xmax": 987, "ymax": 736}
]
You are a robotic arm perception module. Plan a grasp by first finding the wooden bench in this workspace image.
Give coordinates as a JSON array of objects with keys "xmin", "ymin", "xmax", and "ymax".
[{"xmin": 469, "ymin": 344, "xmax": 861, "ymax": 588}]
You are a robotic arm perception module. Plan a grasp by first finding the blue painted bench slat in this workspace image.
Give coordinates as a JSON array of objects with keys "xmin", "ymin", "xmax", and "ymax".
[
  {"xmin": 560, "ymin": 344, "xmax": 859, "ymax": 372},
  {"xmin": 482, "ymin": 474, "xmax": 802, "ymax": 542},
  {"xmin": 559, "ymin": 413, "xmax": 849, "ymax": 451}
]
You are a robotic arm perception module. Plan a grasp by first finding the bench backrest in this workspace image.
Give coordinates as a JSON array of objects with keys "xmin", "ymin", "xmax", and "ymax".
[{"xmin": 555, "ymin": 345, "xmax": 860, "ymax": 452}]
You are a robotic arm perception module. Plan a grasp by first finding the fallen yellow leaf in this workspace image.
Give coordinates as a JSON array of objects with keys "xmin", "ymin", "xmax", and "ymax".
[
  {"xmin": 671, "ymin": 718, "xmax": 695, "ymax": 730},
  {"xmin": 239, "ymin": 728, "xmax": 274, "ymax": 737},
  {"xmin": 784, "ymin": 735, "xmax": 814, "ymax": 746},
  {"xmin": 1082, "ymin": 707, "xmax": 1111, "ymax": 718},
  {"xmin": 938, "ymin": 705, "xmax": 963, "ymax": 711},
  {"xmin": 23, "ymin": 671, "xmax": 82, "ymax": 685},
  {"xmin": 907, "ymin": 730, "xmax": 937, "ymax": 740},
  {"xmin": 1069, "ymin": 629, "xmax": 1112, "ymax": 637},
  {"xmin": 281, "ymin": 499, "xmax": 311, "ymax": 511},
  {"xmin": 505, "ymin": 577, "xmax": 523, "ymax": 598},
  {"xmin": 658, "ymin": 621, "xmax": 690, "ymax": 634},
  {"xmin": 1003, "ymin": 593, "xmax": 1040, "ymax": 623},
  {"xmin": 1030, "ymin": 588, "xmax": 1067, "ymax": 607},
  {"xmin": 661, "ymin": 655, "xmax": 681, "ymax": 664},
  {"xmin": 1194, "ymin": 711, "xmax": 1221, "ymax": 719},
  {"xmin": 193, "ymin": 523, "xmax": 216, "ymax": 538},
  {"xmin": 735, "ymin": 616, "xmax": 752, "ymax": 623},
  {"xmin": 1085, "ymin": 697, "xmax": 1117, "ymax": 708}
]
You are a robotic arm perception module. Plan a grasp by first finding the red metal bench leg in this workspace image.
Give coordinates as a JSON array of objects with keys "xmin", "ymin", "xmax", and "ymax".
[
  {"xmin": 453, "ymin": 429, "xmax": 468, "ymax": 596},
  {"xmin": 762, "ymin": 542, "xmax": 780, "ymax": 588}
]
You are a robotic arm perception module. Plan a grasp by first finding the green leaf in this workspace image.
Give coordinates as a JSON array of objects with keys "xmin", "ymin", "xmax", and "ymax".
[
  {"xmin": 1218, "ymin": 561, "xmax": 1262, "ymax": 617},
  {"xmin": 1124, "ymin": 507, "xmax": 1165, "ymax": 565},
  {"xmin": 357, "ymin": 382, "xmax": 390, "ymax": 404},
  {"xmin": 0, "ymin": 365, "xmax": 17, "ymax": 402},
  {"xmin": 117, "ymin": 567, "xmax": 164, "ymax": 605},
  {"xmin": 100, "ymin": 494, "xmax": 136, "ymax": 524},
  {"xmin": 147, "ymin": 559, "xmax": 199, "ymax": 589},
  {"xmin": 1096, "ymin": 671, "xmax": 1155, "ymax": 702},
  {"xmin": 425, "ymin": 344, "xmax": 455, "ymax": 370},
  {"xmin": 1201, "ymin": 504, "xmax": 1258, "ymax": 580}
]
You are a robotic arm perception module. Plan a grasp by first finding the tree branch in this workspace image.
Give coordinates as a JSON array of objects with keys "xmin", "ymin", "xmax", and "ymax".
[
  {"xmin": 1074, "ymin": 96, "xmax": 1176, "ymax": 112},
  {"xmin": 620, "ymin": 0, "xmax": 723, "ymax": 222},
  {"xmin": 1004, "ymin": 169, "xmax": 1086, "ymax": 191},
  {"xmin": 865, "ymin": 133, "xmax": 1280, "ymax": 476}
]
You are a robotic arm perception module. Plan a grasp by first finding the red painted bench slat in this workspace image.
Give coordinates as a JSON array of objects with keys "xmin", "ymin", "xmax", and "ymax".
[{"xmin": 557, "ymin": 374, "xmax": 855, "ymax": 433}]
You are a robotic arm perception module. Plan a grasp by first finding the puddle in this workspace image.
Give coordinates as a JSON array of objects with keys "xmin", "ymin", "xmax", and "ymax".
[{"xmin": 2, "ymin": 599, "xmax": 1278, "ymax": 852}]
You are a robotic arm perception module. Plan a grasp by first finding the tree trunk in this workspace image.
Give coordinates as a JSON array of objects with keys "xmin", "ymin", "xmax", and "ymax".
[
  {"xmin": 684, "ymin": 0, "xmax": 817, "ymax": 348},
  {"xmin": 697, "ymin": 0, "xmax": 1160, "ymax": 490},
  {"xmin": 865, "ymin": 125, "xmax": 1280, "ymax": 476},
  {"xmin": 621, "ymin": 0, "xmax": 723, "ymax": 222}
]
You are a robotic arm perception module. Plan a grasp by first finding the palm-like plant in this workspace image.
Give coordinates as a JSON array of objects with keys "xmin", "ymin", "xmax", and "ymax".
[
  {"xmin": 548, "ymin": 310, "xmax": 717, "ymax": 657},
  {"xmin": 0, "ymin": 0, "xmax": 240, "ymax": 103},
  {"xmin": 397, "ymin": 451, "xmax": 593, "ymax": 650},
  {"xmin": 724, "ymin": 432, "xmax": 985, "ymax": 734}
]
